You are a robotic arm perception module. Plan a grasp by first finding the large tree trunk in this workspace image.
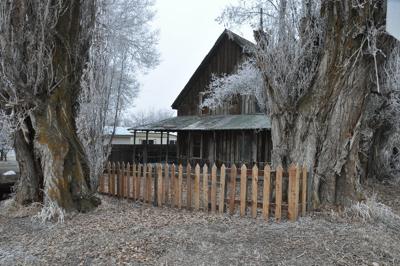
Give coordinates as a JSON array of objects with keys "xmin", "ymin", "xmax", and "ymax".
[
  {"xmin": 14, "ymin": 0, "xmax": 100, "ymax": 212},
  {"xmin": 268, "ymin": 0, "xmax": 396, "ymax": 206}
]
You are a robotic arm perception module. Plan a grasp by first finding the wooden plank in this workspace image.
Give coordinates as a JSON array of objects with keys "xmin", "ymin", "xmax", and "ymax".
[
  {"xmin": 240, "ymin": 164, "xmax": 247, "ymax": 217},
  {"xmin": 211, "ymin": 164, "xmax": 217, "ymax": 213},
  {"xmin": 178, "ymin": 164, "xmax": 183, "ymax": 209},
  {"xmin": 171, "ymin": 164, "xmax": 176, "ymax": 207},
  {"xmin": 133, "ymin": 163, "xmax": 137, "ymax": 199},
  {"xmin": 251, "ymin": 165, "xmax": 258, "ymax": 218},
  {"xmin": 117, "ymin": 162, "xmax": 121, "ymax": 197},
  {"xmin": 219, "ymin": 164, "xmax": 226, "ymax": 214},
  {"xmin": 262, "ymin": 164, "xmax": 271, "ymax": 220},
  {"xmin": 203, "ymin": 164, "xmax": 208, "ymax": 212},
  {"xmin": 194, "ymin": 164, "xmax": 200, "ymax": 211},
  {"xmin": 186, "ymin": 164, "xmax": 192, "ymax": 209},
  {"xmin": 275, "ymin": 165, "xmax": 283, "ymax": 222},
  {"xmin": 288, "ymin": 164, "xmax": 299, "ymax": 222},
  {"xmin": 106, "ymin": 162, "xmax": 111, "ymax": 194},
  {"xmin": 229, "ymin": 164, "xmax": 237, "ymax": 215},
  {"xmin": 126, "ymin": 162, "xmax": 131, "ymax": 198},
  {"xmin": 146, "ymin": 164, "xmax": 152, "ymax": 203},
  {"xmin": 164, "ymin": 163, "xmax": 169, "ymax": 204},
  {"xmin": 157, "ymin": 164, "xmax": 163, "ymax": 207},
  {"xmin": 136, "ymin": 164, "xmax": 142, "ymax": 201},
  {"xmin": 302, "ymin": 165, "xmax": 307, "ymax": 216}
]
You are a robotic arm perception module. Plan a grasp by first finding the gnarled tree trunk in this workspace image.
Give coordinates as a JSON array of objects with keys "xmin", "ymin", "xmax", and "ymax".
[
  {"xmin": 13, "ymin": 0, "xmax": 100, "ymax": 212},
  {"xmin": 268, "ymin": 0, "xmax": 396, "ymax": 206}
]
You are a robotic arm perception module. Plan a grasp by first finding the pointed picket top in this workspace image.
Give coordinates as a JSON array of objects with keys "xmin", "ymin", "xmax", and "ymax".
[
  {"xmin": 107, "ymin": 161, "xmax": 111, "ymax": 169},
  {"xmin": 157, "ymin": 163, "xmax": 162, "ymax": 171},
  {"xmin": 241, "ymin": 164, "xmax": 247, "ymax": 172},
  {"xmin": 212, "ymin": 163, "xmax": 217, "ymax": 172},
  {"xmin": 264, "ymin": 164, "xmax": 271, "ymax": 172},
  {"xmin": 178, "ymin": 164, "xmax": 183, "ymax": 171},
  {"xmin": 289, "ymin": 163, "xmax": 296, "ymax": 172},
  {"xmin": 195, "ymin": 163, "xmax": 200, "ymax": 172},
  {"xmin": 122, "ymin": 162, "xmax": 125, "ymax": 169},
  {"xmin": 203, "ymin": 163, "xmax": 208, "ymax": 173},
  {"xmin": 252, "ymin": 164, "xmax": 258, "ymax": 172},
  {"xmin": 147, "ymin": 163, "xmax": 152, "ymax": 171},
  {"xmin": 231, "ymin": 163, "xmax": 237, "ymax": 172},
  {"xmin": 127, "ymin": 162, "xmax": 130, "ymax": 170},
  {"xmin": 221, "ymin": 163, "xmax": 226, "ymax": 171},
  {"xmin": 276, "ymin": 165, "xmax": 283, "ymax": 173}
]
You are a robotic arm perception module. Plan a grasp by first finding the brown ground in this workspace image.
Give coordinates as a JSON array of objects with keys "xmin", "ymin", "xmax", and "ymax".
[{"xmin": 1, "ymin": 181, "xmax": 400, "ymax": 266}]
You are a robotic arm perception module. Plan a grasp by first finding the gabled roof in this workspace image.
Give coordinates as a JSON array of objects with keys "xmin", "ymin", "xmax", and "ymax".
[
  {"xmin": 129, "ymin": 114, "xmax": 270, "ymax": 131},
  {"xmin": 171, "ymin": 29, "xmax": 255, "ymax": 109},
  {"xmin": 104, "ymin": 126, "xmax": 133, "ymax": 136}
]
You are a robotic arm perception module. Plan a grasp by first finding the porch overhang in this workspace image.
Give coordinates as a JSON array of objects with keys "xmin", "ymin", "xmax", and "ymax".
[{"xmin": 129, "ymin": 114, "xmax": 271, "ymax": 132}]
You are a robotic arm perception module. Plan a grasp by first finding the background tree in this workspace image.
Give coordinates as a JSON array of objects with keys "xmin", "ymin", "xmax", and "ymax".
[
  {"xmin": 209, "ymin": 0, "xmax": 400, "ymax": 206},
  {"xmin": 77, "ymin": 0, "xmax": 159, "ymax": 190}
]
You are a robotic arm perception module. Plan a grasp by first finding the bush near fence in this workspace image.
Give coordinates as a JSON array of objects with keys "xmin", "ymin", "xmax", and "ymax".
[{"xmin": 99, "ymin": 162, "xmax": 308, "ymax": 222}]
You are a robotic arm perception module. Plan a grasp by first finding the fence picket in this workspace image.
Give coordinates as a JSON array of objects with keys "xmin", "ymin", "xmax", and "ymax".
[
  {"xmin": 178, "ymin": 164, "xmax": 183, "ymax": 209},
  {"xmin": 229, "ymin": 164, "xmax": 237, "ymax": 215},
  {"xmin": 240, "ymin": 164, "xmax": 247, "ymax": 217},
  {"xmin": 186, "ymin": 164, "xmax": 192, "ymax": 209},
  {"xmin": 164, "ymin": 163, "xmax": 169, "ymax": 204},
  {"xmin": 211, "ymin": 164, "xmax": 217, "ymax": 213},
  {"xmin": 171, "ymin": 164, "xmax": 176, "ymax": 207},
  {"xmin": 136, "ymin": 164, "xmax": 142, "ymax": 201},
  {"xmin": 194, "ymin": 164, "xmax": 200, "ymax": 211},
  {"xmin": 146, "ymin": 164, "xmax": 152, "ymax": 203},
  {"xmin": 106, "ymin": 162, "xmax": 111, "ymax": 194},
  {"xmin": 288, "ymin": 164, "xmax": 296, "ymax": 221},
  {"xmin": 302, "ymin": 165, "xmax": 307, "ymax": 216},
  {"xmin": 251, "ymin": 165, "xmax": 258, "ymax": 218},
  {"xmin": 203, "ymin": 164, "xmax": 208, "ymax": 212},
  {"xmin": 262, "ymin": 165, "xmax": 271, "ymax": 220},
  {"xmin": 127, "ymin": 163, "xmax": 131, "ymax": 198},
  {"xmin": 132, "ymin": 163, "xmax": 136, "ymax": 199},
  {"xmin": 275, "ymin": 166, "xmax": 283, "ymax": 222},
  {"xmin": 157, "ymin": 164, "xmax": 163, "ymax": 206},
  {"xmin": 117, "ymin": 162, "xmax": 122, "ymax": 197},
  {"xmin": 219, "ymin": 164, "xmax": 226, "ymax": 214}
]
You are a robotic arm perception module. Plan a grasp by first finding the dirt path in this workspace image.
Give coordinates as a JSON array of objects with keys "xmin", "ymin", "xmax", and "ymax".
[{"xmin": 1, "ymin": 183, "xmax": 400, "ymax": 265}]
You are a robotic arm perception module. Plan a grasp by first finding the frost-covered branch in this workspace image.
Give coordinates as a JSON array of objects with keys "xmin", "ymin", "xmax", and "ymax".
[{"xmin": 201, "ymin": 59, "xmax": 266, "ymax": 112}]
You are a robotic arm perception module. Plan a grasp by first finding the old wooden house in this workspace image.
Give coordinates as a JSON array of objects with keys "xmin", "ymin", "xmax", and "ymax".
[{"xmin": 131, "ymin": 29, "xmax": 271, "ymax": 165}]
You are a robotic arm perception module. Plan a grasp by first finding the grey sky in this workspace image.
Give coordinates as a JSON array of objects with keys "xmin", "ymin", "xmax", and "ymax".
[
  {"xmin": 131, "ymin": 0, "xmax": 253, "ymax": 114},
  {"xmin": 387, "ymin": 0, "xmax": 400, "ymax": 40}
]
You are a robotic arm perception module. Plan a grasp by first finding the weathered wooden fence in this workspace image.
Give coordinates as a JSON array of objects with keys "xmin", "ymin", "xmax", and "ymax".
[{"xmin": 99, "ymin": 162, "xmax": 309, "ymax": 222}]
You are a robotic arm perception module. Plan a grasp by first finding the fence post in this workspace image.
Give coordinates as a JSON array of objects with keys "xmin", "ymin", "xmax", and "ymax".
[
  {"xmin": 157, "ymin": 164, "xmax": 163, "ymax": 207},
  {"xmin": 178, "ymin": 164, "xmax": 183, "ymax": 209},
  {"xmin": 251, "ymin": 164, "xmax": 258, "ymax": 219},
  {"xmin": 186, "ymin": 163, "xmax": 192, "ymax": 210},
  {"xmin": 127, "ymin": 162, "xmax": 131, "ymax": 198},
  {"xmin": 219, "ymin": 164, "xmax": 226, "ymax": 214},
  {"xmin": 229, "ymin": 164, "xmax": 237, "ymax": 215},
  {"xmin": 262, "ymin": 164, "xmax": 271, "ymax": 220},
  {"xmin": 203, "ymin": 164, "xmax": 209, "ymax": 212},
  {"xmin": 111, "ymin": 162, "xmax": 115, "ymax": 196},
  {"xmin": 240, "ymin": 164, "xmax": 247, "ymax": 217},
  {"xmin": 194, "ymin": 164, "xmax": 200, "ymax": 211},
  {"xmin": 211, "ymin": 164, "xmax": 217, "ymax": 213},
  {"xmin": 275, "ymin": 165, "xmax": 283, "ymax": 222}
]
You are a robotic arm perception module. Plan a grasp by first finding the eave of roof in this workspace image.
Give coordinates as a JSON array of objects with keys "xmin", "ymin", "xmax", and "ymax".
[
  {"xmin": 129, "ymin": 114, "xmax": 271, "ymax": 131},
  {"xmin": 171, "ymin": 29, "xmax": 256, "ymax": 109}
]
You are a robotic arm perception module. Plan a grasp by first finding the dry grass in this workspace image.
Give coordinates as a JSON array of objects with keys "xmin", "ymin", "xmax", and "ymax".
[{"xmin": 1, "ymin": 182, "xmax": 400, "ymax": 265}]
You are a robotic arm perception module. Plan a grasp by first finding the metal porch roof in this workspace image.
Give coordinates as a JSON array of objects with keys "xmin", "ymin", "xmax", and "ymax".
[{"xmin": 129, "ymin": 114, "xmax": 271, "ymax": 131}]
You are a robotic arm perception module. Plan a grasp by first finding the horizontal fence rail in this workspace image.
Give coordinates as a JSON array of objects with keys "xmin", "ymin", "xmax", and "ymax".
[{"xmin": 99, "ymin": 162, "xmax": 309, "ymax": 222}]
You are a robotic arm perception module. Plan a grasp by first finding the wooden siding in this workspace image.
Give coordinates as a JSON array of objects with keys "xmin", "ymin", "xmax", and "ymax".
[{"xmin": 176, "ymin": 35, "xmax": 249, "ymax": 116}]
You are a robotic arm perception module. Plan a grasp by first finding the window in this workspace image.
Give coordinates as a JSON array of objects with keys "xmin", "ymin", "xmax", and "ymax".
[
  {"xmin": 141, "ymin": 140, "xmax": 155, "ymax": 144},
  {"xmin": 169, "ymin": 140, "xmax": 176, "ymax": 145},
  {"xmin": 192, "ymin": 134, "xmax": 202, "ymax": 158}
]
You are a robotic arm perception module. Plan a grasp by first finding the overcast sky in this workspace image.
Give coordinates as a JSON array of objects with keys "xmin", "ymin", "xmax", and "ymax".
[{"xmin": 131, "ymin": 0, "xmax": 253, "ymax": 115}]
